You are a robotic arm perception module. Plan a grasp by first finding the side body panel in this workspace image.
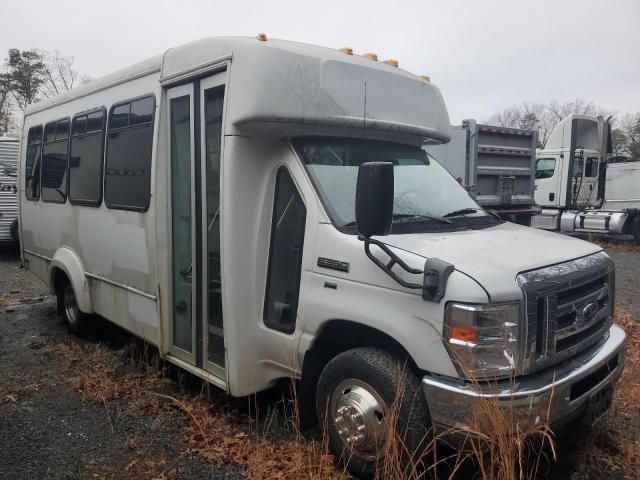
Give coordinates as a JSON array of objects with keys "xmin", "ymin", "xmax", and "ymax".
[{"xmin": 19, "ymin": 72, "xmax": 162, "ymax": 346}]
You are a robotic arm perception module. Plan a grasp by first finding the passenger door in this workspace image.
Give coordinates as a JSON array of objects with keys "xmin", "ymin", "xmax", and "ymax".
[
  {"xmin": 167, "ymin": 72, "xmax": 227, "ymax": 380},
  {"xmin": 534, "ymin": 156, "xmax": 561, "ymax": 207}
]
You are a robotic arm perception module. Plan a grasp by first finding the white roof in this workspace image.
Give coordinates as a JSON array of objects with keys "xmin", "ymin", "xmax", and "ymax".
[{"xmin": 26, "ymin": 36, "xmax": 451, "ymax": 144}]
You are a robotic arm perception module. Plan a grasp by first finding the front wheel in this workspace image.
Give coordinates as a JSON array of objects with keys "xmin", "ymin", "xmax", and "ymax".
[{"xmin": 316, "ymin": 347, "xmax": 430, "ymax": 479}]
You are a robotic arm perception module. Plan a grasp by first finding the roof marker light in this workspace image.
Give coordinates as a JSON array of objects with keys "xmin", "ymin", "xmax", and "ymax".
[
  {"xmin": 256, "ymin": 33, "xmax": 268, "ymax": 41},
  {"xmin": 339, "ymin": 47, "xmax": 353, "ymax": 55},
  {"xmin": 383, "ymin": 59, "xmax": 399, "ymax": 67},
  {"xmin": 420, "ymin": 75, "xmax": 431, "ymax": 82},
  {"xmin": 363, "ymin": 52, "xmax": 378, "ymax": 61}
]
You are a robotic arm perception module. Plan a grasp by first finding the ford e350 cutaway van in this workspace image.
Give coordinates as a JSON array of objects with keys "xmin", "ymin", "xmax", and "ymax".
[{"xmin": 19, "ymin": 35, "xmax": 626, "ymax": 478}]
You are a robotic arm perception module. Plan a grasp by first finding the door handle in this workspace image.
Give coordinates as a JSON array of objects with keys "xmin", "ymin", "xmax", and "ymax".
[{"xmin": 176, "ymin": 301, "xmax": 187, "ymax": 313}]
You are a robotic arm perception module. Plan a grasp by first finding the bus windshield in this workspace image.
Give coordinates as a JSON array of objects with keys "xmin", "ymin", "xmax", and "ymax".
[{"xmin": 295, "ymin": 137, "xmax": 495, "ymax": 232}]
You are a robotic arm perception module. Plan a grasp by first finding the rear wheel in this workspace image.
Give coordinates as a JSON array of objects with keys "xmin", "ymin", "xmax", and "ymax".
[
  {"xmin": 57, "ymin": 279, "xmax": 88, "ymax": 334},
  {"xmin": 316, "ymin": 347, "xmax": 430, "ymax": 479}
]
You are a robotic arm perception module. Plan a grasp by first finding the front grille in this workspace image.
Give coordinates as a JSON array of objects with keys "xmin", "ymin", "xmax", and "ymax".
[{"xmin": 517, "ymin": 251, "xmax": 614, "ymax": 374}]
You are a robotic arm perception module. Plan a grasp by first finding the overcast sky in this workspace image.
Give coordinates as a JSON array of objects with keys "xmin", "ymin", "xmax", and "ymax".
[{"xmin": 2, "ymin": 0, "xmax": 638, "ymax": 123}]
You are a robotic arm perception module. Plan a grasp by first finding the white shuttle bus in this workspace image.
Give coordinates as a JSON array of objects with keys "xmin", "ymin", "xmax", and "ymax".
[{"xmin": 19, "ymin": 36, "xmax": 626, "ymax": 477}]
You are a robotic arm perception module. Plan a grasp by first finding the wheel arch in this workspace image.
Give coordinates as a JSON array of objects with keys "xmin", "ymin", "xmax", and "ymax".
[
  {"xmin": 298, "ymin": 319, "xmax": 419, "ymax": 429},
  {"xmin": 48, "ymin": 247, "xmax": 93, "ymax": 313}
]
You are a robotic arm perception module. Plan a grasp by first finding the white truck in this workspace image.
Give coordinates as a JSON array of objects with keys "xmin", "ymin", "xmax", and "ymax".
[
  {"xmin": 533, "ymin": 114, "xmax": 640, "ymax": 242},
  {"xmin": 18, "ymin": 36, "xmax": 626, "ymax": 478},
  {"xmin": 425, "ymin": 120, "xmax": 538, "ymax": 225},
  {"xmin": 0, "ymin": 136, "xmax": 20, "ymax": 244}
]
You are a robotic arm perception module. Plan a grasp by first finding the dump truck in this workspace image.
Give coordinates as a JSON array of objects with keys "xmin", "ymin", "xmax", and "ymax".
[{"xmin": 425, "ymin": 119, "xmax": 539, "ymax": 225}]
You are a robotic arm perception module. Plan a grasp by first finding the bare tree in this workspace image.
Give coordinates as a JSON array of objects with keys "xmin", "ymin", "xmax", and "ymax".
[
  {"xmin": 0, "ymin": 48, "xmax": 92, "ymax": 134},
  {"xmin": 612, "ymin": 113, "xmax": 640, "ymax": 160},
  {"xmin": 38, "ymin": 50, "xmax": 92, "ymax": 99},
  {"xmin": 487, "ymin": 98, "xmax": 604, "ymax": 146}
]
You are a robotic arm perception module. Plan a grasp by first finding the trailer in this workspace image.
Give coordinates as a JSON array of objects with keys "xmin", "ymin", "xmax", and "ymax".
[
  {"xmin": 425, "ymin": 120, "xmax": 538, "ymax": 225},
  {"xmin": 532, "ymin": 114, "xmax": 640, "ymax": 243},
  {"xmin": 0, "ymin": 136, "xmax": 20, "ymax": 244}
]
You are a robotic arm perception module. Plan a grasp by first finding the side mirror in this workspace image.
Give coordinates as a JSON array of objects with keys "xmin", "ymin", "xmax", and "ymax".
[{"xmin": 355, "ymin": 162, "xmax": 394, "ymax": 237}]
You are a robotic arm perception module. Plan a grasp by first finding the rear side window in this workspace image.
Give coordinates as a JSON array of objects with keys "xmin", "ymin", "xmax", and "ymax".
[
  {"xmin": 69, "ymin": 108, "xmax": 106, "ymax": 206},
  {"xmin": 535, "ymin": 158, "xmax": 556, "ymax": 179},
  {"xmin": 104, "ymin": 95, "xmax": 155, "ymax": 211},
  {"xmin": 263, "ymin": 168, "xmax": 306, "ymax": 334},
  {"xmin": 41, "ymin": 118, "xmax": 70, "ymax": 203},
  {"xmin": 585, "ymin": 157, "xmax": 599, "ymax": 178},
  {"xmin": 25, "ymin": 126, "xmax": 43, "ymax": 200}
]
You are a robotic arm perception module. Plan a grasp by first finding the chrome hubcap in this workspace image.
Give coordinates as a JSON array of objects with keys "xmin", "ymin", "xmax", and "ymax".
[
  {"xmin": 64, "ymin": 285, "xmax": 78, "ymax": 325},
  {"xmin": 330, "ymin": 379, "xmax": 387, "ymax": 461}
]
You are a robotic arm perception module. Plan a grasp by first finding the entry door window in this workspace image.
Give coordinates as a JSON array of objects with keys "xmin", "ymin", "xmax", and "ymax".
[
  {"xmin": 170, "ymin": 94, "xmax": 193, "ymax": 353},
  {"xmin": 263, "ymin": 168, "xmax": 306, "ymax": 334},
  {"xmin": 204, "ymin": 85, "xmax": 225, "ymax": 366}
]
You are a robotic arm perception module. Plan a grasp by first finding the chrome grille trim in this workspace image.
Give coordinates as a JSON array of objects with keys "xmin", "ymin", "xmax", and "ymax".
[{"xmin": 517, "ymin": 251, "xmax": 614, "ymax": 375}]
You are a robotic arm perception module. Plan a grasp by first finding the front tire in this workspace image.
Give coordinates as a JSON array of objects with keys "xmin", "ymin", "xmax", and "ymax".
[
  {"xmin": 57, "ymin": 280, "xmax": 88, "ymax": 334},
  {"xmin": 316, "ymin": 347, "xmax": 430, "ymax": 479}
]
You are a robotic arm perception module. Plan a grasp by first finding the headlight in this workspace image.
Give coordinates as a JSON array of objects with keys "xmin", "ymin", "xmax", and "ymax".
[{"xmin": 444, "ymin": 302, "xmax": 520, "ymax": 379}]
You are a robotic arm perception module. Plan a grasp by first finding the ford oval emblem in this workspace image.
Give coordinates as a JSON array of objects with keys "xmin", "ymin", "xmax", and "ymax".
[{"xmin": 582, "ymin": 302, "xmax": 599, "ymax": 322}]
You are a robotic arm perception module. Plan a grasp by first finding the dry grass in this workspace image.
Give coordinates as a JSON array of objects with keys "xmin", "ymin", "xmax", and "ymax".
[
  {"xmin": 560, "ymin": 308, "xmax": 640, "ymax": 478},
  {"xmin": 590, "ymin": 237, "xmax": 640, "ymax": 253},
  {"xmin": 0, "ymin": 381, "xmax": 42, "ymax": 404},
  {"xmin": 43, "ymin": 309, "xmax": 640, "ymax": 480}
]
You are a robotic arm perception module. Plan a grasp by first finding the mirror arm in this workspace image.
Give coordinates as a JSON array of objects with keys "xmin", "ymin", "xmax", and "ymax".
[{"xmin": 360, "ymin": 235, "xmax": 423, "ymax": 290}]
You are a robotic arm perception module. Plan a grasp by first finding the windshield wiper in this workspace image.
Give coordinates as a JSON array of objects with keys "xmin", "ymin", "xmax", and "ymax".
[
  {"xmin": 443, "ymin": 208, "xmax": 478, "ymax": 218},
  {"xmin": 392, "ymin": 213, "xmax": 452, "ymax": 224}
]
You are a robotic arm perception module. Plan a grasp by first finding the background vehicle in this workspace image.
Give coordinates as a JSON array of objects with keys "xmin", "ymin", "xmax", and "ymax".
[
  {"xmin": 425, "ymin": 119, "xmax": 538, "ymax": 225},
  {"xmin": 18, "ymin": 36, "xmax": 626, "ymax": 478},
  {"xmin": 532, "ymin": 114, "xmax": 640, "ymax": 242},
  {"xmin": 0, "ymin": 136, "xmax": 19, "ymax": 244}
]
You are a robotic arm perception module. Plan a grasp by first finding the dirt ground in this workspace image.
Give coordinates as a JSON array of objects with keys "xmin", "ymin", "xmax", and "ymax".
[{"xmin": 0, "ymin": 241, "xmax": 638, "ymax": 479}]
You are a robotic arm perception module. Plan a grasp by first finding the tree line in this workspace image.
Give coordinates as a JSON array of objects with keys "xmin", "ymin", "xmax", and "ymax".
[
  {"xmin": 485, "ymin": 99, "xmax": 640, "ymax": 161},
  {"xmin": 0, "ymin": 48, "xmax": 91, "ymax": 134}
]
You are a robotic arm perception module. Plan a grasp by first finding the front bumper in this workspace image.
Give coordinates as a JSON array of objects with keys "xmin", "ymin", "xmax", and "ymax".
[{"xmin": 422, "ymin": 324, "xmax": 626, "ymax": 434}]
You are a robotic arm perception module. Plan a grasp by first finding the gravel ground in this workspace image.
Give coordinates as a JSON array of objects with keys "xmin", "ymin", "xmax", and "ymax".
[
  {"xmin": 0, "ymin": 241, "xmax": 638, "ymax": 479},
  {"xmin": 0, "ymin": 247, "xmax": 240, "ymax": 480}
]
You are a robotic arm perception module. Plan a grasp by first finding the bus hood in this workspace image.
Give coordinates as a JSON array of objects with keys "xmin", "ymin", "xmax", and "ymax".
[{"xmin": 381, "ymin": 222, "xmax": 602, "ymax": 301}]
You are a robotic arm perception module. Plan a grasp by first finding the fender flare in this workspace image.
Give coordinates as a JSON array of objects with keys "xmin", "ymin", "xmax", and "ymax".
[{"xmin": 48, "ymin": 247, "xmax": 93, "ymax": 314}]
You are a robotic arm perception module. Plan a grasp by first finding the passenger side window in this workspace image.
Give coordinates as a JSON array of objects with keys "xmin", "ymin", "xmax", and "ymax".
[
  {"xmin": 263, "ymin": 168, "xmax": 306, "ymax": 334},
  {"xmin": 104, "ymin": 95, "xmax": 155, "ymax": 211},
  {"xmin": 25, "ymin": 126, "xmax": 43, "ymax": 201},
  {"xmin": 41, "ymin": 118, "xmax": 70, "ymax": 203},
  {"xmin": 585, "ymin": 157, "xmax": 599, "ymax": 178},
  {"xmin": 69, "ymin": 109, "xmax": 106, "ymax": 206},
  {"xmin": 535, "ymin": 158, "xmax": 556, "ymax": 179}
]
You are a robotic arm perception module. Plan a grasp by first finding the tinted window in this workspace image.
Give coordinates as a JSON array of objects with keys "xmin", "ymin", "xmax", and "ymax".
[
  {"xmin": 130, "ymin": 96, "xmax": 154, "ymax": 125},
  {"xmin": 41, "ymin": 119, "xmax": 69, "ymax": 203},
  {"xmin": 104, "ymin": 95, "xmax": 155, "ymax": 211},
  {"xmin": 110, "ymin": 103, "xmax": 129, "ymax": 129},
  {"xmin": 585, "ymin": 157, "xmax": 599, "ymax": 177},
  {"xmin": 56, "ymin": 118, "xmax": 70, "ymax": 139},
  {"xmin": 69, "ymin": 109, "xmax": 105, "ymax": 205},
  {"xmin": 73, "ymin": 115, "xmax": 87, "ymax": 135},
  {"xmin": 44, "ymin": 122, "xmax": 56, "ymax": 142},
  {"xmin": 535, "ymin": 158, "xmax": 556, "ymax": 179},
  {"xmin": 263, "ymin": 168, "xmax": 306, "ymax": 334},
  {"xmin": 25, "ymin": 126, "xmax": 43, "ymax": 201},
  {"xmin": 87, "ymin": 110, "xmax": 104, "ymax": 132}
]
